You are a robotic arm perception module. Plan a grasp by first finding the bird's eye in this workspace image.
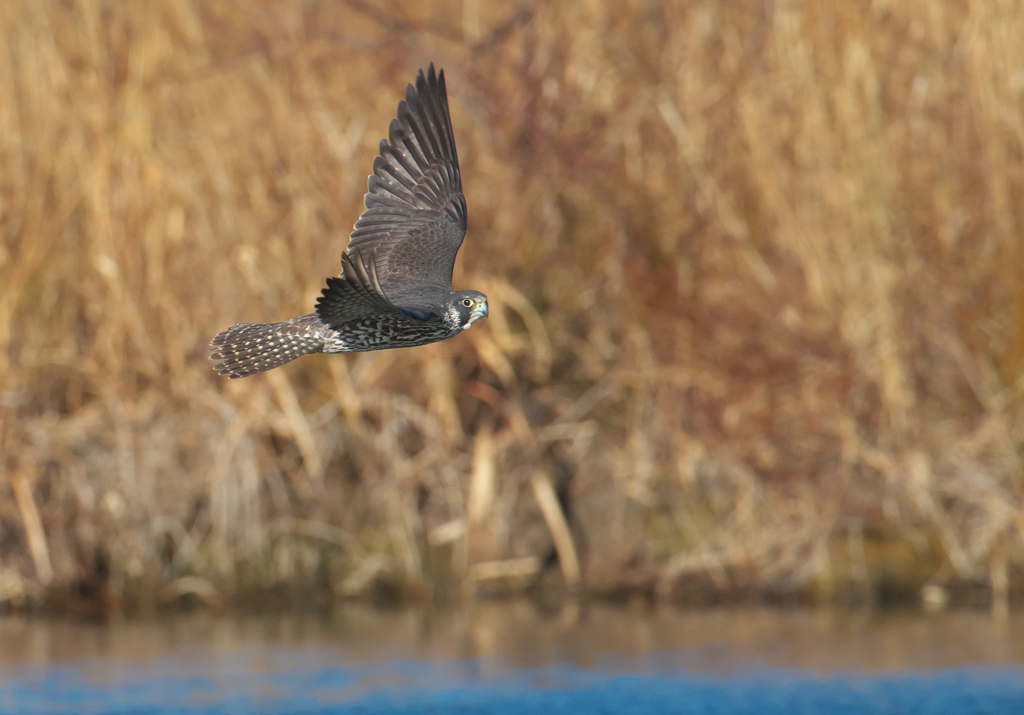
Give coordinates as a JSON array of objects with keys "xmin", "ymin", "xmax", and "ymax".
[{"xmin": 462, "ymin": 298, "xmax": 473, "ymax": 307}]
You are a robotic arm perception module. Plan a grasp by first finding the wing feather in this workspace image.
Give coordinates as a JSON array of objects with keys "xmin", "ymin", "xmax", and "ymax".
[
  {"xmin": 315, "ymin": 250, "xmax": 414, "ymax": 328},
  {"xmin": 345, "ymin": 65, "xmax": 467, "ymax": 307}
]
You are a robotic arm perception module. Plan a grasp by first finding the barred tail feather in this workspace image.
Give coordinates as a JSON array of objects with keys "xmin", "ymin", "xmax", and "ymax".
[{"xmin": 210, "ymin": 317, "xmax": 324, "ymax": 378}]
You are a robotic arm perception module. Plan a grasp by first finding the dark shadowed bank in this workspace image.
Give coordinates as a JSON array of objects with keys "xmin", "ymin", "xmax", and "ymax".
[{"xmin": 0, "ymin": 1, "xmax": 1022, "ymax": 615}]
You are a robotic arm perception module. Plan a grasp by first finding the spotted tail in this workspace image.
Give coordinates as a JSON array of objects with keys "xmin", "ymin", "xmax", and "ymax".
[{"xmin": 209, "ymin": 314, "xmax": 325, "ymax": 378}]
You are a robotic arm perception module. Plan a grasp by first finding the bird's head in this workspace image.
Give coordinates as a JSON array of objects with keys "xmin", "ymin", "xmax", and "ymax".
[{"xmin": 451, "ymin": 290, "xmax": 488, "ymax": 330}]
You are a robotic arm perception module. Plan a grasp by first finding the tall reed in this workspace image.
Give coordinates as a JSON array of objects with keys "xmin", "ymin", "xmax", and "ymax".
[{"xmin": 0, "ymin": 0, "xmax": 1021, "ymax": 609}]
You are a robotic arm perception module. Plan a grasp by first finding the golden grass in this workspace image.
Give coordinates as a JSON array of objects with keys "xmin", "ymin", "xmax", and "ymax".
[{"xmin": 0, "ymin": 0, "xmax": 1022, "ymax": 610}]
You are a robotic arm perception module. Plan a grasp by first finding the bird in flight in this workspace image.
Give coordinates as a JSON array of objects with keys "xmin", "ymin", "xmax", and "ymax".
[{"xmin": 210, "ymin": 65, "xmax": 487, "ymax": 378}]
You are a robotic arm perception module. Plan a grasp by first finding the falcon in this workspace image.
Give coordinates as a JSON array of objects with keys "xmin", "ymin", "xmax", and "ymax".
[{"xmin": 210, "ymin": 65, "xmax": 487, "ymax": 378}]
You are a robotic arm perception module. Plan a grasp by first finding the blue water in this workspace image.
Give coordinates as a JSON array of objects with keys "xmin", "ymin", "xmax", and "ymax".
[
  {"xmin": 2, "ymin": 650, "xmax": 1022, "ymax": 715},
  {"xmin": 3, "ymin": 607, "xmax": 1023, "ymax": 714}
]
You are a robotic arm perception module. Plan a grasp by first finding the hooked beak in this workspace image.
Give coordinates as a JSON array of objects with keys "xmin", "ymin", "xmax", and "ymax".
[{"xmin": 463, "ymin": 300, "xmax": 488, "ymax": 330}]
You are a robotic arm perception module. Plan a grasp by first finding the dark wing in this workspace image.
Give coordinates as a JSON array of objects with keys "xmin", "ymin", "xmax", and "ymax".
[
  {"xmin": 346, "ymin": 64, "xmax": 467, "ymax": 307},
  {"xmin": 315, "ymin": 250, "xmax": 417, "ymax": 327}
]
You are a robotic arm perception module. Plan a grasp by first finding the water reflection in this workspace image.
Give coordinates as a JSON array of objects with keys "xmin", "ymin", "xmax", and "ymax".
[
  {"xmin": 2, "ymin": 605, "xmax": 1023, "ymax": 714},
  {"xmin": 1, "ymin": 601, "xmax": 1020, "ymax": 673}
]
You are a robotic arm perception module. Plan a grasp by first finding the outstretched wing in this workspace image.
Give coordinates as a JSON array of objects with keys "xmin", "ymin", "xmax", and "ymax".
[
  {"xmin": 315, "ymin": 250, "xmax": 418, "ymax": 328},
  {"xmin": 346, "ymin": 64, "xmax": 467, "ymax": 307}
]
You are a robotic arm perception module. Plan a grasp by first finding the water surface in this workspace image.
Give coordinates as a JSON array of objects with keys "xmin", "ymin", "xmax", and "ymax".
[{"xmin": 1, "ymin": 603, "xmax": 1021, "ymax": 713}]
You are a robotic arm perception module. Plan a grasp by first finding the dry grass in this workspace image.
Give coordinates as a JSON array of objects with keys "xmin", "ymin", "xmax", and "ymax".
[{"xmin": 1, "ymin": 0, "xmax": 1022, "ymax": 611}]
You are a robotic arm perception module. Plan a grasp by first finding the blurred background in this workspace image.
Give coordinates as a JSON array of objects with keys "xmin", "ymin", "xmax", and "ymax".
[{"xmin": 0, "ymin": 0, "xmax": 1022, "ymax": 616}]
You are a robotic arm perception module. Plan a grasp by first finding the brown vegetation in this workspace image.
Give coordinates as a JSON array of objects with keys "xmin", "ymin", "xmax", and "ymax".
[{"xmin": 0, "ymin": 0, "xmax": 1022, "ymax": 612}]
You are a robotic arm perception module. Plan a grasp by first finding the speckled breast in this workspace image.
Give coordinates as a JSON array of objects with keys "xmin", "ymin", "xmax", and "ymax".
[{"xmin": 325, "ymin": 316, "xmax": 460, "ymax": 353}]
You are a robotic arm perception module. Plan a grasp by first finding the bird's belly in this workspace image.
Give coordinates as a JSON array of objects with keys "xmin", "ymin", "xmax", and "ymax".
[{"xmin": 321, "ymin": 318, "xmax": 458, "ymax": 354}]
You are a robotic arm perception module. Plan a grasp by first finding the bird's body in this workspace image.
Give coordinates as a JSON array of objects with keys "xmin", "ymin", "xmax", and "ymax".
[
  {"xmin": 210, "ymin": 306, "xmax": 467, "ymax": 376},
  {"xmin": 210, "ymin": 65, "xmax": 487, "ymax": 379}
]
